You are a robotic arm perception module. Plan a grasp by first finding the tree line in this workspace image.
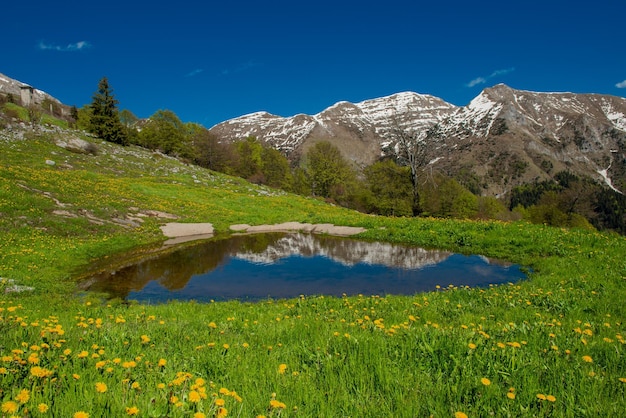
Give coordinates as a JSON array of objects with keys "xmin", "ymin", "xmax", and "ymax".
[{"xmin": 82, "ymin": 77, "xmax": 626, "ymax": 234}]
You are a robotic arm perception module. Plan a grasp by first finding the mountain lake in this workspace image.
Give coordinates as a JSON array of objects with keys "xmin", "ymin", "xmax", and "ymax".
[{"xmin": 80, "ymin": 232, "xmax": 527, "ymax": 303}]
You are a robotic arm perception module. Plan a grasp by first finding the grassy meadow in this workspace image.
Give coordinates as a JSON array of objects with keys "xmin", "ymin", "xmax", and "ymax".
[{"xmin": 1, "ymin": 132, "xmax": 625, "ymax": 417}]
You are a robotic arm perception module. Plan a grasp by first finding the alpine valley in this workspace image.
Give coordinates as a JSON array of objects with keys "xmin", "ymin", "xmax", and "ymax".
[{"xmin": 210, "ymin": 84, "xmax": 626, "ymax": 197}]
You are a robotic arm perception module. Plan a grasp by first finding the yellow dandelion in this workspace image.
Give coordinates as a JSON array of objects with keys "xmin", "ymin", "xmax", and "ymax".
[
  {"xmin": 1, "ymin": 401, "xmax": 18, "ymax": 414},
  {"xmin": 455, "ymin": 413, "xmax": 468, "ymax": 418},
  {"xmin": 278, "ymin": 364, "xmax": 287, "ymax": 374},
  {"xmin": 95, "ymin": 382, "xmax": 107, "ymax": 393},
  {"xmin": 619, "ymin": 377, "xmax": 626, "ymax": 383},
  {"xmin": 208, "ymin": 322, "xmax": 217, "ymax": 328},
  {"xmin": 158, "ymin": 358, "xmax": 167, "ymax": 367},
  {"xmin": 468, "ymin": 343, "xmax": 477, "ymax": 349},
  {"xmin": 38, "ymin": 403, "xmax": 49, "ymax": 413},
  {"xmin": 140, "ymin": 335, "xmax": 150, "ymax": 344},
  {"xmin": 72, "ymin": 373, "xmax": 81, "ymax": 380},
  {"xmin": 125, "ymin": 406, "xmax": 139, "ymax": 416},
  {"xmin": 194, "ymin": 413, "xmax": 207, "ymax": 418},
  {"xmin": 582, "ymin": 355, "xmax": 593, "ymax": 363},
  {"xmin": 546, "ymin": 395, "xmax": 556, "ymax": 402},
  {"xmin": 77, "ymin": 350, "xmax": 89, "ymax": 359},
  {"xmin": 189, "ymin": 390, "xmax": 202, "ymax": 403},
  {"xmin": 481, "ymin": 377, "xmax": 491, "ymax": 386},
  {"xmin": 219, "ymin": 387, "xmax": 231, "ymax": 396},
  {"xmin": 216, "ymin": 406, "xmax": 228, "ymax": 417},
  {"xmin": 131, "ymin": 381, "xmax": 141, "ymax": 390},
  {"xmin": 215, "ymin": 398, "xmax": 226, "ymax": 407},
  {"xmin": 74, "ymin": 411, "xmax": 89, "ymax": 418},
  {"xmin": 537, "ymin": 393, "xmax": 547, "ymax": 400},
  {"xmin": 507, "ymin": 392, "xmax": 516, "ymax": 400}
]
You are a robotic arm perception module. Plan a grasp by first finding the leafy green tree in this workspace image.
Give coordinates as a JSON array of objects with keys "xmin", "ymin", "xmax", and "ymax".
[
  {"xmin": 421, "ymin": 175, "xmax": 478, "ymax": 218},
  {"xmin": 234, "ymin": 136, "xmax": 264, "ymax": 182},
  {"xmin": 303, "ymin": 141, "xmax": 355, "ymax": 200},
  {"xmin": 89, "ymin": 77, "xmax": 128, "ymax": 145},
  {"xmin": 138, "ymin": 110, "xmax": 190, "ymax": 156},
  {"xmin": 261, "ymin": 146, "xmax": 293, "ymax": 190},
  {"xmin": 119, "ymin": 109, "xmax": 139, "ymax": 127},
  {"xmin": 364, "ymin": 159, "xmax": 412, "ymax": 216},
  {"xmin": 192, "ymin": 130, "xmax": 236, "ymax": 173}
]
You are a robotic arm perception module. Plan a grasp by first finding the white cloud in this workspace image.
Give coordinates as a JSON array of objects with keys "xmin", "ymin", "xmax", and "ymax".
[
  {"xmin": 38, "ymin": 40, "xmax": 92, "ymax": 52},
  {"xmin": 185, "ymin": 69, "xmax": 204, "ymax": 77},
  {"xmin": 616, "ymin": 80, "xmax": 626, "ymax": 88},
  {"xmin": 467, "ymin": 77, "xmax": 487, "ymax": 87},
  {"xmin": 466, "ymin": 67, "xmax": 515, "ymax": 88}
]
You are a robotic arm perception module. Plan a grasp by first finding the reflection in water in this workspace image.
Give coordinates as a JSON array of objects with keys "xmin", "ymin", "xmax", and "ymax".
[{"xmin": 82, "ymin": 233, "xmax": 525, "ymax": 303}]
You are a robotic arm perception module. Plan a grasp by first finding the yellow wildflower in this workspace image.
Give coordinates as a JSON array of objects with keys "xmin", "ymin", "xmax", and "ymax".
[
  {"xmin": 16, "ymin": 389, "xmax": 30, "ymax": 404},
  {"xmin": 481, "ymin": 377, "xmax": 491, "ymax": 386},
  {"xmin": 126, "ymin": 406, "xmax": 139, "ymax": 416},
  {"xmin": 189, "ymin": 390, "xmax": 201, "ymax": 403},
  {"xmin": 546, "ymin": 395, "xmax": 556, "ymax": 402},
  {"xmin": 95, "ymin": 382, "xmax": 108, "ymax": 393},
  {"xmin": 507, "ymin": 392, "xmax": 516, "ymax": 400},
  {"xmin": 278, "ymin": 364, "xmax": 287, "ymax": 374},
  {"xmin": 455, "ymin": 413, "xmax": 468, "ymax": 418},
  {"xmin": 1, "ymin": 401, "xmax": 18, "ymax": 414},
  {"xmin": 468, "ymin": 343, "xmax": 477, "ymax": 349},
  {"xmin": 158, "ymin": 358, "xmax": 167, "ymax": 367},
  {"xmin": 582, "ymin": 355, "xmax": 593, "ymax": 363},
  {"xmin": 74, "ymin": 412, "xmax": 89, "ymax": 418},
  {"xmin": 38, "ymin": 403, "xmax": 49, "ymax": 413}
]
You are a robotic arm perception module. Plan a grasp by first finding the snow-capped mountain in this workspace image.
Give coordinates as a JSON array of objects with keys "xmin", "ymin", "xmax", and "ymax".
[
  {"xmin": 210, "ymin": 92, "xmax": 458, "ymax": 163},
  {"xmin": 210, "ymin": 85, "xmax": 626, "ymax": 195}
]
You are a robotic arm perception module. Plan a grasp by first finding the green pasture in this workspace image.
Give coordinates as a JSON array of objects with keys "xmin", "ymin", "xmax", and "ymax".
[{"xmin": 1, "ymin": 133, "xmax": 625, "ymax": 417}]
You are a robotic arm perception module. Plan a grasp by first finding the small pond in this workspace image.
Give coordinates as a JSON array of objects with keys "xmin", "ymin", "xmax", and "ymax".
[{"xmin": 81, "ymin": 232, "xmax": 526, "ymax": 303}]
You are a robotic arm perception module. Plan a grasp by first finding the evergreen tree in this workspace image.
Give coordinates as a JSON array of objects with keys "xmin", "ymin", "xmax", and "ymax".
[{"xmin": 89, "ymin": 77, "xmax": 128, "ymax": 145}]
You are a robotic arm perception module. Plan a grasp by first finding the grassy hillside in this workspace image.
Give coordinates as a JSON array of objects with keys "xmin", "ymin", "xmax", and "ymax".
[{"xmin": 1, "ymin": 130, "xmax": 625, "ymax": 417}]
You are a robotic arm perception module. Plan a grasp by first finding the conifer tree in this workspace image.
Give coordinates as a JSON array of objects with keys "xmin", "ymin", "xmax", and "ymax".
[{"xmin": 89, "ymin": 77, "xmax": 128, "ymax": 145}]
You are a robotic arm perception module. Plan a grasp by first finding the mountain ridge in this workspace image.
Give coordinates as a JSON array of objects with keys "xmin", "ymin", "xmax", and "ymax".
[{"xmin": 210, "ymin": 84, "xmax": 626, "ymax": 196}]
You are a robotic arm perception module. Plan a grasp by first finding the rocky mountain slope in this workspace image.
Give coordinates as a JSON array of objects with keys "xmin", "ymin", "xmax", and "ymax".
[
  {"xmin": 0, "ymin": 72, "xmax": 63, "ymax": 106},
  {"xmin": 210, "ymin": 85, "xmax": 626, "ymax": 196}
]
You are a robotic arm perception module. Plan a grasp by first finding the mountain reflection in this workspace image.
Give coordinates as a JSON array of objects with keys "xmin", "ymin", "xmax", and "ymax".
[{"xmin": 81, "ymin": 232, "xmax": 522, "ymax": 302}]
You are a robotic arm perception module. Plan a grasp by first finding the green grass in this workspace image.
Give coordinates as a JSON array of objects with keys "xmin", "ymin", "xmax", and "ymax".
[{"xmin": 1, "ymin": 132, "xmax": 625, "ymax": 417}]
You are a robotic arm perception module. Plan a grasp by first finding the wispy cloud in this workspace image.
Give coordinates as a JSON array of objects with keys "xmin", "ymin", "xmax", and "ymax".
[
  {"xmin": 466, "ymin": 67, "xmax": 515, "ymax": 88},
  {"xmin": 221, "ymin": 60, "xmax": 261, "ymax": 76},
  {"xmin": 616, "ymin": 80, "xmax": 626, "ymax": 88},
  {"xmin": 185, "ymin": 69, "xmax": 204, "ymax": 77},
  {"xmin": 38, "ymin": 40, "xmax": 92, "ymax": 52}
]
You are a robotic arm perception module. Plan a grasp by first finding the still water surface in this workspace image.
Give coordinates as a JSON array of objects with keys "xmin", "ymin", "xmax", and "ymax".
[{"xmin": 83, "ymin": 233, "xmax": 526, "ymax": 303}]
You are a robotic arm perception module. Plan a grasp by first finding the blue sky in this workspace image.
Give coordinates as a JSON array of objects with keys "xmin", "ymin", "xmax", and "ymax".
[{"xmin": 2, "ymin": 0, "xmax": 625, "ymax": 128}]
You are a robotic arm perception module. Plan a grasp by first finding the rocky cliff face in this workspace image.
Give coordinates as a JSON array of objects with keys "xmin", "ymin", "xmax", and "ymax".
[{"xmin": 210, "ymin": 85, "xmax": 626, "ymax": 196}]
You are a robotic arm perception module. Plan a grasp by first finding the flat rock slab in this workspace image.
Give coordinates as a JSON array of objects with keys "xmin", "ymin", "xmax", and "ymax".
[
  {"xmin": 160, "ymin": 222, "xmax": 214, "ymax": 238},
  {"xmin": 230, "ymin": 222, "xmax": 366, "ymax": 236}
]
